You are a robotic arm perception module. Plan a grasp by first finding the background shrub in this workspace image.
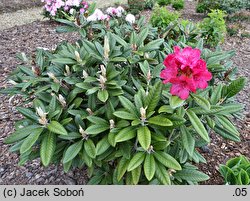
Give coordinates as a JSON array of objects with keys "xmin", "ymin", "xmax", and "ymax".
[
  {"xmin": 145, "ymin": 0, "xmax": 156, "ymax": 10},
  {"xmin": 150, "ymin": 6, "xmax": 180, "ymax": 29},
  {"xmin": 196, "ymin": 0, "xmax": 250, "ymax": 14},
  {"xmin": 157, "ymin": 0, "xmax": 172, "ymax": 6},
  {"xmin": 128, "ymin": 0, "xmax": 146, "ymax": 14},
  {"xmin": 172, "ymin": 0, "xmax": 184, "ymax": 10},
  {"xmin": 200, "ymin": 9, "xmax": 227, "ymax": 47}
]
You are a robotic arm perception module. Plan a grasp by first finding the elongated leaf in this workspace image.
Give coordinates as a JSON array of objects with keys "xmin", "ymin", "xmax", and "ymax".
[
  {"xmin": 82, "ymin": 150, "xmax": 92, "ymax": 167},
  {"xmin": 52, "ymin": 57, "xmax": 76, "ymax": 64},
  {"xmin": 115, "ymin": 127, "xmax": 136, "ymax": 143},
  {"xmin": 145, "ymin": 81, "xmax": 162, "ymax": 113},
  {"xmin": 154, "ymin": 151, "xmax": 182, "ymax": 170},
  {"xmin": 137, "ymin": 28, "xmax": 149, "ymax": 46},
  {"xmin": 47, "ymin": 121, "xmax": 68, "ymax": 135},
  {"xmin": 4, "ymin": 125, "xmax": 41, "ymax": 144},
  {"xmin": 127, "ymin": 152, "xmax": 145, "ymax": 171},
  {"xmin": 131, "ymin": 166, "xmax": 142, "ymax": 185},
  {"xmin": 110, "ymin": 57, "xmax": 127, "ymax": 62},
  {"xmin": 117, "ymin": 157, "xmax": 130, "ymax": 181},
  {"xmin": 225, "ymin": 169, "xmax": 237, "ymax": 184},
  {"xmin": 140, "ymin": 39, "xmax": 164, "ymax": 52},
  {"xmin": 191, "ymin": 94, "xmax": 210, "ymax": 110},
  {"xmin": 20, "ymin": 128, "xmax": 43, "ymax": 154},
  {"xmin": 56, "ymin": 26, "xmax": 78, "ymax": 33},
  {"xmin": 158, "ymin": 105, "xmax": 174, "ymax": 114},
  {"xmin": 97, "ymin": 90, "xmax": 109, "ymax": 102},
  {"xmin": 174, "ymin": 169, "xmax": 209, "ymax": 182},
  {"xmin": 96, "ymin": 136, "xmax": 110, "ymax": 156},
  {"xmin": 63, "ymin": 140, "xmax": 83, "ymax": 163},
  {"xmin": 215, "ymin": 116, "xmax": 239, "ymax": 136},
  {"xmin": 118, "ymin": 96, "xmax": 138, "ymax": 117},
  {"xmin": 84, "ymin": 139, "xmax": 96, "ymax": 159},
  {"xmin": 148, "ymin": 115, "xmax": 173, "ymax": 126},
  {"xmin": 144, "ymin": 154, "xmax": 156, "ymax": 181},
  {"xmin": 85, "ymin": 124, "xmax": 109, "ymax": 135},
  {"xmin": 238, "ymin": 169, "xmax": 249, "ymax": 185},
  {"xmin": 207, "ymin": 51, "xmax": 234, "ymax": 65},
  {"xmin": 217, "ymin": 103, "xmax": 243, "ymax": 115},
  {"xmin": 196, "ymin": 38, "xmax": 203, "ymax": 50},
  {"xmin": 88, "ymin": 174, "xmax": 103, "ymax": 185},
  {"xmin": 137, "ymin": 126, "xmax": 151, "ymax": 150},
  {"xmin": 16, "ymin": 107, "xmax": 38, "ymax": 122},
  {"xmin": 170, "ymin": 96, "xmax": 185, "ymax": 109},
  {"xmin": 40, "ymin": 132, "xmax": 56, "ymax": 167},
  {"xmin": 155, "ymin": 162, "xmax": 171, "ymax": 185},
  {"xmin": 225, "ymin": 77, "xmax": 246, "ymax": 99},
  {"xmin": 113, "ymin": 111, "xmax": 138, "ymax": 120},
  {"xmin": 63, "ymin": 160, "xmax": 72, "ymax": 173},
  {"xmin": 111, "ymin": 33, "xmax": 128, "ymax": 47},
  {"xmin": 210, "ymin": 84, "xmax": 223, "ymax": 105},
  {"xmin": 186, "ymin": 110, "xmax": 210, "ymax": 142},
  {"xmin": 33, "ymin": 99, "xmax": 46, "ymax": 112},
  {"xmin": 180, "ymin": 126, "xmax": 195, "ymax": 156},
  {"xmin": 213, "ymin": 125, "xmax": 240, "ymax": 142}
]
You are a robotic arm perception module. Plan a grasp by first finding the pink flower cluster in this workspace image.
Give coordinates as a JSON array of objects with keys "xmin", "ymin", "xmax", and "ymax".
[
  {"xmin": 42, "ymin": 0, "xmax": 88, "ymax": 16},
  {"xmin": 87, "ymin": 6, "xmax": 125, "ymax": 22},
  {"xmin": 106, "ymin": 6, "xmax": 125, "ymax": 17},
  {"xmin": 42, "ymin": 0, "xmax": 65, "ymax": 16},
  {"xmin": 160, "ymin": 46, "xmax": 212, "ymax": 100}
]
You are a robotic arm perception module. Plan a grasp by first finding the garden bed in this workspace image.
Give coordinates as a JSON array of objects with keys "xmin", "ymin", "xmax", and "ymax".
[{"xmin": 0, "ymin": 0, "xmax": 249, "ymax": 185}]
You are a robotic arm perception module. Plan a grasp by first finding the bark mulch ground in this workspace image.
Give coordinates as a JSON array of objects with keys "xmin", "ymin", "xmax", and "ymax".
[
  {"xmin": 0, "ymin": 0, "xmax": 249, "ymax": 185},
  {"xmin": 0, "ymin": 0, "xmax": 43, "ymax": 14}
]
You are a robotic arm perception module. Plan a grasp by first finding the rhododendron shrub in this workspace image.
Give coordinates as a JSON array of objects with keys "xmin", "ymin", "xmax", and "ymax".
[{"xmin": 1, "ymin": 14, "xmax": 246, "ymax": 185}]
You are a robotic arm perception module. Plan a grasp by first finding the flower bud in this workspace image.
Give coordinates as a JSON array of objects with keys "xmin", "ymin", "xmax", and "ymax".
[
  {"xmin": 147, "ymin": 145, "xmax": 154, "ymax": 153},
  {"xmin": 100, "ymin": 65, "xmax": 106, "ymax": 77},
  {"xmin": 144, "ymin": 53, "xmax": 150, "ymax": 59},
  {"xmin": 99, "ymin": 75, "xmax": 107, "ymax": 90},
  {"xmin": 109, "ymin": 119, "xmax": 115, "ymax": 129},
  {"xmin": 147, "ymin": 70, "xmax": 152, "ymax": 81},
  {"xmin": 65, "ymin": 65, "xmax": 71, "ymax": 76},
  {"xmin": 75, "ymin": 50, "xmax": 82, "ymax": 62},
  {"xmin": 79, "ymin": 126, "xmax": 88, "ymax": 139},
  {"xmin": 36, "ymin": 107, "xmax": 48, "ymax": 125},
  {"xmin": 32, "ymin": 66, "xmax": 41, "ymax": 76},
  {"xmin": 140, "ymin": 107, "xmax": 147, "ymax": 121},
  {"xmin": 82, "ymin": 70, "xmax": 89, "ymax": 79},
  {"xmin": 168, "ymin": 169, "xmax": 176, "ymax": 176},
  {"xmin": 86, "ymin": 108, "xmax": 94, "ymax": 115},
  {"xmin": 131, "ymin": 43, "xmax": 137, "ymax": 51},
  {"xmin": 58, "ymin": 94, "xmax": 67, "ymax": 108},
  {"xmin": 47, "ymin": 72, "xmax": 59, "ymax": 83},
  {"xmin": 8, "ymin": 80, "xmax": 17, "ymax": 85},
  {"xmin": 104, "ymin": 36, "xmax": 110, "ymax": 61},
  {"xmin": 75, "ymin": 42, "xmax": 80, "ymax": 49}
]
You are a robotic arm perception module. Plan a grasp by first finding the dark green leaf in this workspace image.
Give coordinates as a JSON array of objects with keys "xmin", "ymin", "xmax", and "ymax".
[
  {"xmin": 47, "ymin": 121, "xmax": 68, "ymax": 135},
  {"xmin": 127, "ymin": 152, "xmax": 145, "ymax": 171},
  {"xmin": 144, "ymin": 154, "xmax": 156, "ymax": 181},
  {"xmin": 137, "ymin": 126, "xmax": 151, "ymax": 150},
  {"xmin": 186, "ymin": 110, "xmax": 210, "ymax": 142},
  {"xmin": 63, "ymin": 140, "xmax": 83, "ymax": 163},
  {"xmin": 40, "ymin": 132, "xmax": 56, "ymax": 167}
]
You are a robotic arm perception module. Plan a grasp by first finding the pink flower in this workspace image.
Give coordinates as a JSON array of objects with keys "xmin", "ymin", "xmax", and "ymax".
[
  {"xmin": 80, "ymin": 8, "xmax": 85, "ymax": 14},
  {"xmin": 160, "ymin": 46, "xmax": 212, "ymax": 100}
]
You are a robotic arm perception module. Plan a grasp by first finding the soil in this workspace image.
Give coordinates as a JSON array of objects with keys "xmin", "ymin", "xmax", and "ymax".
[
  {"xmin": 0, "ymin": 0, "xmax": 43, "ymax": 14},
  {"xmin": 0, "ymin": 0, "xmax": 249, "ymax": 185}
]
